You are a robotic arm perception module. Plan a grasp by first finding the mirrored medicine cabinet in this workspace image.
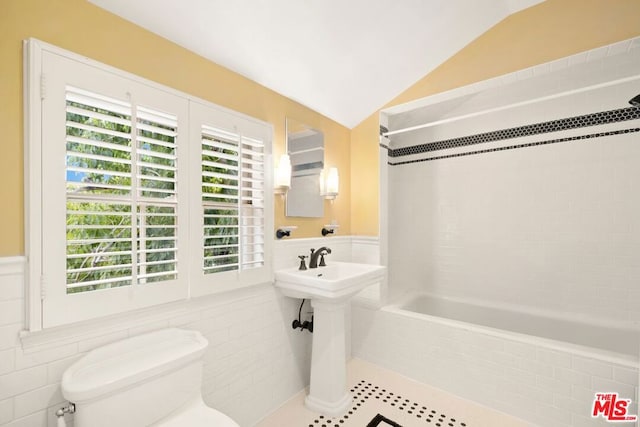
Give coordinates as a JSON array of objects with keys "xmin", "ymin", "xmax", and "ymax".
[{"xmin": 285, "ymin": 118, "xmax": 324, "ymax": 217}]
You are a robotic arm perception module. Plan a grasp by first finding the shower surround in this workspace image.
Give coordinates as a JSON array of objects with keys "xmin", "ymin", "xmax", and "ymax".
[
  {"xmin": 352, "ymin": 38, "xmax": 640, "ymax": 427},
  {"xmin": 382, "ymin": 38, "xmax": 640, "ymax": 324}
]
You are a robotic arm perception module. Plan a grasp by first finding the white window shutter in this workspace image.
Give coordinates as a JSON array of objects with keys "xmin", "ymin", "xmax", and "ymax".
[
  {"xmin": 65, "ymin": 86, "xmax": 135, "ymax": 292},
  {"xmin": 39, "ymin": 51, "xmax": 189, "ymax": 328},
  {"xmin": 201, "ymin": 125, "xmax": 240, "ymax": 274},
  {"xmin": 189, "ymin": 102, "xmax": 273, "ymax": 295},
  {"xmin": 26, "ymin": 40, "xmax": 272, "ymax": 329},
  {"xmin": 239, "ymin": 135, "xmax": 266, "ymax": 271}
]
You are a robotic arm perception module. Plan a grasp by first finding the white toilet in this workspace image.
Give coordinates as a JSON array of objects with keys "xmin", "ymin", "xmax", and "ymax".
[{"xmin": 61, "ymin": 328, "xmax": 239, "ymax": 427}]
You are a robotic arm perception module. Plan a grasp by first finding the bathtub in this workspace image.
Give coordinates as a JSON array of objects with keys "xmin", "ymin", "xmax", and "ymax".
[
  {"xmin": 398, "ymin": 294, "xmax": 639, "ymax": 365},
  {"xmin": 351, "ymin": 293, "xmax": 640, "ymax": 427}
]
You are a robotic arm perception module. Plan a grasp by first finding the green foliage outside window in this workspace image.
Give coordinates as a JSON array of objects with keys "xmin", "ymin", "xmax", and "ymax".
[
  {"xmin": 65, "ymin": 95, "xmax": 248, "ymax": 293},
  {"xmin": 65, "ymin": 99, "xmax": 178, "ymax": 293},
  {"xmin": 201, "ymin": 132, "xmax": 241, "ymax": 274}
]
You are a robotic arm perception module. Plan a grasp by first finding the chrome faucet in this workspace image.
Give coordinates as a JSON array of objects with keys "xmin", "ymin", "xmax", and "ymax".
[{"xmin": 309, "ymin": 247, "xmax": 331, "ymax": 268}]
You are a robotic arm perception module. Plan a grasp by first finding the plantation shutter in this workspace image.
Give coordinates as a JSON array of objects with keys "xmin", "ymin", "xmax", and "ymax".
[
  {"xmin": 29, "ymin": 41, "xmax": 272, "ymax": 329},
  {"xmin": 39, "ymin": 50, "xmax": 189, "ymax": 328},
  {"xmin": 200, "ymin": 128, "xmax": 265, "ymax": 273},
  {"xmin": 201, "ymin": 126, "xmax": 241, "ymax": 274},
  {"xmin": 190, "ymin": 101, "xmax": 272, "ymax": 295},
  {"xmin": 65, "ymin": 87, "xmax": 179, "ymax": 292},
  {"xmin": 239, "ymin": 135, "xmax": 265, "ymax": 270},
  {"xmin": 65, "ymin": 87, "xmax": 135, "ymax": 292},
  {"xmin": 135, "ymin": 106, "xmax": 179, "ymax": 284}
]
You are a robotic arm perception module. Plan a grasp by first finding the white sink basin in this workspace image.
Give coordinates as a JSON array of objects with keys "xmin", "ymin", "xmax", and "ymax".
[{"xmin": 274, "ymin": 261, "xmax": 385, "ymax": 301}]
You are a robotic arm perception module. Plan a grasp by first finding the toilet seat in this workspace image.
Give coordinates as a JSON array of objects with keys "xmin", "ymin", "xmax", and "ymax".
[{"xmin": 153, "ymin": 397, "xmax": 240, "ymax": 427}]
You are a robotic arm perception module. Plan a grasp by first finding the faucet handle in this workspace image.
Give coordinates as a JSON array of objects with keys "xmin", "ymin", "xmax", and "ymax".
[
  {"xmin": 319, "ymin": 253, "xmax": 327, "ymax": 267},
  {"xmin": 298, "ymin": 255, "xmax": 308, "ymax": 270}
]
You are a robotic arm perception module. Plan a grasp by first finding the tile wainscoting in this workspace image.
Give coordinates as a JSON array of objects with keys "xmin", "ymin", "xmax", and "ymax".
[{"xmin": 0, "ymin": 235, "xmax": 380, "ymax": 427}]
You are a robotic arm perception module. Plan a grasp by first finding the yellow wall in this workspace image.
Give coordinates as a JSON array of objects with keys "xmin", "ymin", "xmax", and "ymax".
[
  {"xmin": 0, "ymin": 0, "xmax": 351, "ymax": 257},
  {"xmin": 3, "ymin": 0, "xmax": 640, "ymax": 255},
  {"xmin": 350, "ymin": 0, "xmax": 640, "ymax": 236}
]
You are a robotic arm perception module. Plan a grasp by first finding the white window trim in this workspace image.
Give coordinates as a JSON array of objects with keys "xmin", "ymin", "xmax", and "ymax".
[{"xmin": 23, "ymin": 38, "xmax": 274, "ymax": 333}]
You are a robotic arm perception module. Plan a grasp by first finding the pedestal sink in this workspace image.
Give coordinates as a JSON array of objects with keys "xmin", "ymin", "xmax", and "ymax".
[{"xmin": 274, "ymin": 262, "xmax": 386, "ymax": 416}]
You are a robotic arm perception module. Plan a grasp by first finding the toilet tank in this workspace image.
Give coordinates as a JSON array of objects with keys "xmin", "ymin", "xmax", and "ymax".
[{"xmin": 62, "ymin": 328, "xmax": 208, "ymax": 427}]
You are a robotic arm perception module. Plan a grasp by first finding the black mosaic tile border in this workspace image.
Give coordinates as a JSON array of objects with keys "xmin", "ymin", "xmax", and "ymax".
[
  {"xmin": 388, "ymin": 128, "xmax": 640, "ymax": 167},
  {"xmin": 386, "ymin": 107, "xmax": 640, "ymax": 158},
  {"xmin": 366, "ymin": 413, "xmax": 401, "ymax": 427},
  {"xmin": 307, "ymin": 379, "xmax": 468, "ymax": 427}
]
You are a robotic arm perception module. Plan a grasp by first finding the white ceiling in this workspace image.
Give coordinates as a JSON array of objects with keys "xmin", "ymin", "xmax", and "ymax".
[{"xmin": 88, "ymin": 0, "xmax": 544, "ymax": 128}]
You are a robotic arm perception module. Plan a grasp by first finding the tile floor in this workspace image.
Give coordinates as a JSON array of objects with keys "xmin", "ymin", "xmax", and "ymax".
[{"xmin": 256, "ymin": 358, "xmax": 531, "ymax": 427}]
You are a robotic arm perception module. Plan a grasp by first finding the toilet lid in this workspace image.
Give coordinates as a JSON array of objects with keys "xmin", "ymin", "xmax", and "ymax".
[
  {"xmin": 153, "ymin": 399, "xmax": 240, "ymax": 427},
  {"xmin": 62, "ymin": 329, "xmax": 208, "ymax": 402}
]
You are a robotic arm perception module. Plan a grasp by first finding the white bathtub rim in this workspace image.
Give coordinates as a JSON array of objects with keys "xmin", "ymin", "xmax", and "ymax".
[
  {"xmin": 383, "ymin": 294, "xmax": 639, "ymax": 369},
  {"xmin": 389, "ymin": 290, "xmax": 640, "ymax": 333}
]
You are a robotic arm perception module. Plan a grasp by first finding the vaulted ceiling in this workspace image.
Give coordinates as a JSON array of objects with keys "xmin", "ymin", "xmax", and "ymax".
[{"xmin": 88, "ymin": 0, "xmax": 544, "ymax": 128}]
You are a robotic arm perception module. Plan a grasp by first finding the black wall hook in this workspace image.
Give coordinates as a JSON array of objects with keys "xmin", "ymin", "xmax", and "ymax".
[
  {"xmin": 321, "ymin": 227, "xmax": 335, "ymax": 236},
  {"xmin": 276, "ymin": 229, "xmax": 291, "ymax": 239}
]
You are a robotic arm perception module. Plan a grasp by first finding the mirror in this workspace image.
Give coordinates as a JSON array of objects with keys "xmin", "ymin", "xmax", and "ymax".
[{"xmin": 286, "ymin": 118, "xmax": 324, "ymax": 217}]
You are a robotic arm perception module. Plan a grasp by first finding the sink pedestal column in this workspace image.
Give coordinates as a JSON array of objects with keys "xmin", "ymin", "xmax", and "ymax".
[{"xmin": 305, "ymin": 299, "xmax": 352, "ymax": 416}]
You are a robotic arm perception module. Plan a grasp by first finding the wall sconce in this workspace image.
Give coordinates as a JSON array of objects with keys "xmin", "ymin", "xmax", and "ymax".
[
  {"xmin": 319, "ymin": 167, "xmax": 339, "ymax": 200},
  {"xmin": 274, "ymin": 154, "xmax": 291, "ymax": 196}
]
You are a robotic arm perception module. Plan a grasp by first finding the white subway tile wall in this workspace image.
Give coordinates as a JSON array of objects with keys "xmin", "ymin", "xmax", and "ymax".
[
  {"xmin": 0, "ymin": 237, "xmax": 367, "ymax": 427},
  {"xmin": 351, "ymin": 305, "xmax": 639, "ymax": 427},
  {"xmin": 383, "ymin": 38, "xmax": 640, "ymax": 326},
  {"xmin": 0, "ymin": 256, "xmax": 313, "ymax": 427},
  {"xmin": 376, "ymin": 41, "xmax": 640, "ymax": 426},
  {"xmin": 387, "ymin": 105, "xmax": 640, "ymax": 324}
]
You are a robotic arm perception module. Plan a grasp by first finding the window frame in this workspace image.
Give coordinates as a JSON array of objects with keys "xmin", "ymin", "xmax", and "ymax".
[{"xmin": 23, "ymin": 39, "xmax": 274, "ymax": 332}]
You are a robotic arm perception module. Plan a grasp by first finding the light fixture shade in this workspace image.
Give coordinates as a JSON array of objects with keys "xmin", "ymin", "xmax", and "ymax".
[
  {"xmin": 275, "ymin": 154, "xmax": 291, "ymax": 191},
  {"xmin": 325, "ymin": 167, "xmax": 339, "ymax": 195},
  {"xmin": 319, "ymin": 167, "xmax": 339, "ymax": 200}
]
